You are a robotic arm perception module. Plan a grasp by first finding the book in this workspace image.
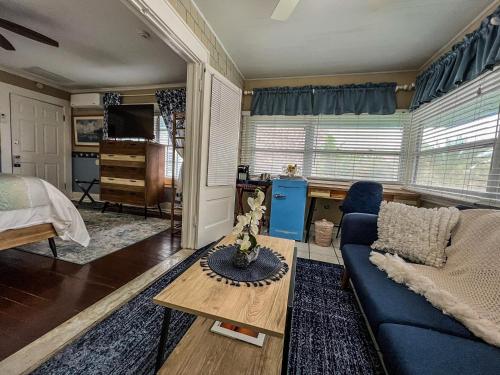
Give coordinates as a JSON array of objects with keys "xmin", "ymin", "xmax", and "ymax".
[{"xmin": 210, "ymin": 321, "xmax": 266, "ymax": 347}]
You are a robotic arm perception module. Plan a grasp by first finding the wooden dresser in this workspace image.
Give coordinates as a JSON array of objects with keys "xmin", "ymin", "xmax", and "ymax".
[{"xmin": 99, "ymin": 140, "xmax": 165, "ymax": 217}]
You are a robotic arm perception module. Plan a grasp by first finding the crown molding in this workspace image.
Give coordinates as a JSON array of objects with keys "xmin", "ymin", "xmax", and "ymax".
[
  {"xmin": 244, "ymin": 69, "xmax": 419, "ymax": 82},
  {"xmin": 0, "ymin": 64, "xmax": 70, "ymax": 92},
  {"xmin": 69, "ymin": 82, "xmax": 186, "ymax": 94}
]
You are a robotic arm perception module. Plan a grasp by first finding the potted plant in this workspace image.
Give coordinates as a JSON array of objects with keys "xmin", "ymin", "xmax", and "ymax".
[{"xmin": 232, "ymin": 188, "xmax": 266, "ymax": 269}]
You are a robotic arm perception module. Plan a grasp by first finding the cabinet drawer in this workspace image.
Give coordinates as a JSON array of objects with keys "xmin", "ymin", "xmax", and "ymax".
[
  {"xmin": 101, "ymin": 177, "xmax": 145, "ymax": 186},
  {"xmin": 101, "ymin": 154, "xmax": 145, "ymax": 163}
]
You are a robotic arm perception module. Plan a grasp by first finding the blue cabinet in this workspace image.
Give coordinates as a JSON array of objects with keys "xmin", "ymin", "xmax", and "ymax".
[{"xmin": 269, "ymin": 179, "xmax": 308, "ymax": 241}]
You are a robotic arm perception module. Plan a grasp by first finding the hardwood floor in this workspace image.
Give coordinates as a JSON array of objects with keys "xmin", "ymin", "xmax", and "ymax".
[{"xmin": 0, "ymin": 229, "xmax": 181, "ymax": 361}]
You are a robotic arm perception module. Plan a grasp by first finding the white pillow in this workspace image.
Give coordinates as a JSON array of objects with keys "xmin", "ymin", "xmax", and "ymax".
[{"xmin": 371, "ymin": 202, "xmax": 460, "ymax": 267}]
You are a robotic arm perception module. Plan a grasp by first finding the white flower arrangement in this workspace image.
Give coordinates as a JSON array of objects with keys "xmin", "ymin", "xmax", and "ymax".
[{"xmin": 232, "ymin": 189, "xmax": 266, "ymax": 253}]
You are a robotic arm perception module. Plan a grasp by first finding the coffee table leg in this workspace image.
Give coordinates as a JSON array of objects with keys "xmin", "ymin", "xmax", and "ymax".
[
  {"xmin": 156, "ymin": 308, "xmax": 172, "ymax": 371},
  {"xmin": 281, "ymin": 247, "xmax": 297, "ymax": 375}
]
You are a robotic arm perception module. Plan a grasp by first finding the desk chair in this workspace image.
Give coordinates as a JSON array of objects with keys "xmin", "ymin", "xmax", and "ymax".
[{"xmin": 336, "ymin": 181, "xmax": 383, "ymax": 238}]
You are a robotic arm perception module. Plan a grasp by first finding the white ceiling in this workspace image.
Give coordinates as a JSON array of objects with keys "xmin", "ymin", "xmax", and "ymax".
[
  {"xmin": 194, "ymin": 0, "xmax": 494, "ymax": 78},
  {"xmin": 0, "ymin": 0, "xmax": 187, "ymax": 90}
]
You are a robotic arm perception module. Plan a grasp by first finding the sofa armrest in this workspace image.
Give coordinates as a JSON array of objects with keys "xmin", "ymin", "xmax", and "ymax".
[{"xmin": 340, "ymin": 213, "xmax": 378, "ymax": 250}]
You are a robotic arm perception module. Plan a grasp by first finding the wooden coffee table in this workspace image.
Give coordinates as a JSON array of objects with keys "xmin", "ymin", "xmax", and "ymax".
[{"xmin": 153, "ymin": 234, "xmax": 296, "ymax": 374}]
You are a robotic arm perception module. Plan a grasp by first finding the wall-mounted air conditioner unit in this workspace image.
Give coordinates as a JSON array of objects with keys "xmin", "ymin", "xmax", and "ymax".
[{"xmin": 70, "ymin": 93, "xmax": 103, "ymax": 108}]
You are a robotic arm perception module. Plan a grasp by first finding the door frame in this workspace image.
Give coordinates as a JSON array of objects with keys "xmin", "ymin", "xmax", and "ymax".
[
  {"xmin": 0, "ymin": 84, "xmax": 72, "ymax": 196},
  {"xmin": 122, "ymin": 0, "xmax": 210, "ymax": 249}
]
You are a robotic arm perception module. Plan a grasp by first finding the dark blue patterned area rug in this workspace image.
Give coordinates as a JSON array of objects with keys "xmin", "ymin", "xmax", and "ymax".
[{"xmin": 31, "ymin": 249, "xmax": 382, "ymax": 375}]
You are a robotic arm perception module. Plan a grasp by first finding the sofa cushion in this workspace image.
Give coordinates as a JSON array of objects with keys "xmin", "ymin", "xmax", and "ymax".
[
  {"xmin": 378, "ymin": 323, "xmax": 500, "ymax": 375},
  {"xmin": 342, "ymin": 244, "xmax": 472, "ymax": 339}
]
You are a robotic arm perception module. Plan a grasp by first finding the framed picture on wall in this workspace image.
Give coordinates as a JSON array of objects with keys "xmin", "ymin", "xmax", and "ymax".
[{"xmin": 73, "ymin": 116, "xmax": 104, "ymax": 146}]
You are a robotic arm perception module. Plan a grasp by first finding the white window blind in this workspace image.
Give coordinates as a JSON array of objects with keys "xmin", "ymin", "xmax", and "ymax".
[
  {"xmin": 207, "ymin": 76, "xmax": 242, "ymax": 186},
  {"xmin": 240, "ymin": 113, "xmax": 408, "ymax": 182},
  {"xmin": 405, "ymin": 68, "xmax": 500, "ymax": 206},
  {"xmin": 155, "ymin": 115, "xmax": 182, "ymax": 179}
]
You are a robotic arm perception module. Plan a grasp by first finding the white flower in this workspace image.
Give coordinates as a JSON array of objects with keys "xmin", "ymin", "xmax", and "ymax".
[
  {"xmin": 250, "ymin": 222, "xmax": 259, "ymax": 236},
  {"xmin": 232, "ymin": 214, "xmax": 250, "ymax": 235},
  {"xmin": 247, "ymin": 196, "xmax": 257, "ymax": 211},
  {"xmin": 255, "ymin": 189, "xmax": 265, "ymax": 205},
  {"xmin": 251, "ymin": 209, "xmax": 263, "ymax": 222},
  {"xmin": 237, "ymin": 233, "xmax": 251, "ymax": 251}
]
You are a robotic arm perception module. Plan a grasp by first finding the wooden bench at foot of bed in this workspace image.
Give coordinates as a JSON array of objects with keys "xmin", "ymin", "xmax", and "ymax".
[{"xmin": 0, "ymin": 224, "xmax": 58, "ymax": 257}]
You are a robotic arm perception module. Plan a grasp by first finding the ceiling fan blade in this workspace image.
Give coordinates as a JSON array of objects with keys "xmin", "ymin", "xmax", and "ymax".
[
  {"xmin": 271, "ymin": 0, "xmax": 300, "ymax": 21},
  {"xmin": 0, "ymin": 33, "xmax": 15, "ymax": 50},
  {"xmin": 0, "ymin": 18, "xmax": 58, "ymax": 47}
]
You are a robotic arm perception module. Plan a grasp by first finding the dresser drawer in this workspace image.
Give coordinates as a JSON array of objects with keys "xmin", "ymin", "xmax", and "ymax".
[
  {"xmin": 101, "ymin": 177, "xmax": 145, "ymax": 186},
  {"xmin": 101, "ymin": 154, "xmax": 145, "ymax": 163},
  {"xmin": 100, "ymin": 165, "xmax": 145, "ymax": 180},
  {"xmin": 100, "ymin": 141, "xmax": 145, "ymax": 155},
  {"xmin": 101, "ymin": 188, "xmax": 145, "ymax": 205}
]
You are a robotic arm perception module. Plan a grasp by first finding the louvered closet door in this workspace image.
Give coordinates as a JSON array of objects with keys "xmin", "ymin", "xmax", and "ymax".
[{"xmin": 196, "ymin": 67, "xmax": 242, "ymax": 248}]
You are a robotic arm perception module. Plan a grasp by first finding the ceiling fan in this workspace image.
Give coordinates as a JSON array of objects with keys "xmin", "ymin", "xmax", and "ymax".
[
  {"xmin": 271, "ymin": 0, "xmax": 300, "ymax": 21},
  {"xmin": 0, "ymin": 18, "xmax": 59, "ymax": 51}
]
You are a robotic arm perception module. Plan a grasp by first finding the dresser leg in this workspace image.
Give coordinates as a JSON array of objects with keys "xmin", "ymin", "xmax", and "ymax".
[
  {"xmin": 144, "ymin": 205, "xmax": 148, "ymax": 219},
  {"xmin": 157, "ymin": 203, "xmax": 163, "ymax": 218},
  {"xmin": 101, "ymin": 201, "xmax": 109, "ymax": 213}
]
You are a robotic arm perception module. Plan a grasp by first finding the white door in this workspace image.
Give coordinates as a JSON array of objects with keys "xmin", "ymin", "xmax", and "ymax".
[
  {"xmin": 10, "ymin": 94, "xmax": 66, "ymax": 190},
  {"xmin": 195, "ymin": 67, "xmax": 242, "ymax": 248}
]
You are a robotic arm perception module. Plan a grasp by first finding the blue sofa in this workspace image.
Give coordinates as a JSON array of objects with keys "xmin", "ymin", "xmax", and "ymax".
[{"xmin": 340, "ymin": 213, "xmax": 500, "ymax": 375}]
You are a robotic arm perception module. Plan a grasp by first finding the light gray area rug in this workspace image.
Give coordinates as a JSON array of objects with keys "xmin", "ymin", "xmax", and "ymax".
[{"xmin": 18, "ymin": 208, "xmax": 170, "ymax": 264}]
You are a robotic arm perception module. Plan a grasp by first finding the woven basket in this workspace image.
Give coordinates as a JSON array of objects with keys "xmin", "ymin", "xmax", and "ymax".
[{"xmin": 314, "ymin": 219, "xmax": 334, "ymax": 247}]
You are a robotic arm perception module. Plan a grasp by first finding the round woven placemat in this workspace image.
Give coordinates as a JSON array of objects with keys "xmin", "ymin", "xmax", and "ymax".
[{"xmin": 200, "ymin": 245, "xmax": 289, "ymax": 287}]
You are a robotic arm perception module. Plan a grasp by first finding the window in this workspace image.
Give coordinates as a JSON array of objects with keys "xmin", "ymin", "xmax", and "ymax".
[
  {"xmin": 406, "ymin": 68, "xmax": 500, "ymax": 206},
  {"xmin": 155, "ymin": 115, "xmax": 183, "ymax": 180},
  {"xmin": 239, "ymin": 112, "xmax": 408, "ymax": 182}
]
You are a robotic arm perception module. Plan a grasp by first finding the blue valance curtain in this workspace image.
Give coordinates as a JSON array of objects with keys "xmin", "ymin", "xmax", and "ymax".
[
  {"xmin": 410, "ymin": 7, "xmax": 500, "ymax": 111},
  {"xmin": 155, "ymin": 88, "xmax": 186, "ymax": 156},
  {"xmin": 251, "ymin": 86, "xmax": 314, "ymax": 116},
  {"xmin": 250, "ymin": 83, "xmax": 397, "ymax": 116},
  {"xmin": 313, "ymin": 83, "xmax": 397, "ymax": 115},
  {"xmin": 103, "ymin": 92, "xmax": 121, "ymax": 139}
]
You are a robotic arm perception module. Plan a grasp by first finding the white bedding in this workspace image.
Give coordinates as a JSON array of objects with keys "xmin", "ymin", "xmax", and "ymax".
[{"xmin": 0, "ymin": 175, "xmax": 90, "ymax": 247}]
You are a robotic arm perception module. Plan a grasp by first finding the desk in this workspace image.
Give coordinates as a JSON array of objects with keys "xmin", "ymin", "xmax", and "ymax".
[{"xmin": 305, "ymin": 181, "xmax": 420, "ymax": 242}]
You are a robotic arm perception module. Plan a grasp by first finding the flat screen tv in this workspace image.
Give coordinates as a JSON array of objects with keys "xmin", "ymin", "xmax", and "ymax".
[{"xmin": 107, "ymin": 104, "xmax": 154, "ymax": 139}]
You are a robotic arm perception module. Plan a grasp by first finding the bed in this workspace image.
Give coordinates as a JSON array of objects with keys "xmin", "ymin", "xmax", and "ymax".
[{"xmin": 0, "ymin": 174, "xmax": 89, "ymax": 257}]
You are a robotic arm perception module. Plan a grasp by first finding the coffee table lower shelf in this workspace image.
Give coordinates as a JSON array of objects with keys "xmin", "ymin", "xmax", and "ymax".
[{"xmin": 158, "ymin": 316, "xmax": 284, "ymax": 375}]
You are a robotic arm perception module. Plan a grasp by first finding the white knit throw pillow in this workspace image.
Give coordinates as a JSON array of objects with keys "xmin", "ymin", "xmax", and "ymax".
[{"xmin": 371, "ymin": 202, "xmax": 460, "ymax": 267}]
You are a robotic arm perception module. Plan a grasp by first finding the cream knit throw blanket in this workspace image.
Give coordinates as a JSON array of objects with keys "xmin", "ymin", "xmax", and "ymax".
[{"xmin": 370, "ymin": 209, "xmax": 500, "ymax": 347}]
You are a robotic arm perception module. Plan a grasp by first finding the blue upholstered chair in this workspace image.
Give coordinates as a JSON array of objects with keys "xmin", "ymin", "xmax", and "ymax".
[{"xmin": 336, "ymin": 181, "xmax": 383, "ymax": 238}]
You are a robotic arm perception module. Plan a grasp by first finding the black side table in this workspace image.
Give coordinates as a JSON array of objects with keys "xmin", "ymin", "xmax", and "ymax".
[{"xmin": 75, "ymin": 179, "xmax": 99, "ymax": 207}]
